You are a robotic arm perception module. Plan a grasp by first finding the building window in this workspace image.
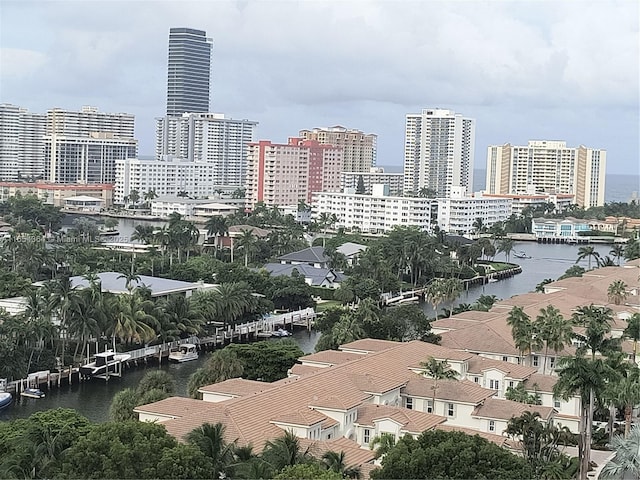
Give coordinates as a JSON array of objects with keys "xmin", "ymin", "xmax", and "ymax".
[
  {"xmin": 489, "ymin": 420, "xmax": 496, "ymax": 432},
  {"xmin": 364, "ymin": 429, "xmax": 370, "ymax": 444},
  {"xmin": 474, "ymin": 377, "xmax": 479, "ymax": 383},
  {"xmin": 406, "ymin": 397, "xmax": 413, "ymax": 410},
  {"xmin": 532, "ymin": 356, "xmax": 539, "ymax": 367},
  {"xmin": 426, "ymin": 400, "xmax": 433, "ymax": 413},
  {"xmin": 490, "ymin": 380, "xmax": 500, "ymax": 391},
  {"xmin": 447, "ymin": 403, "xmax": 455, "ymax": 417},
  {"xmin": 554, "ymin": 400, "xmax": 561, "ymax": 409},
  {"xmin": 549, "ymin": 357, "xmax": 556, "ymax": 369},
  {"xmin": 502, "ymin": 356, "xmax": 508, "ymax": 362}
]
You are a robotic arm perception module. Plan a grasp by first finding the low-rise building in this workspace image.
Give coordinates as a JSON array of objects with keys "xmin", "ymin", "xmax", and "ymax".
[
  {"xmin": 341, "ymin": 168, "xmax": 403, "ymax": 196},
  {"xmin": 482, "ymin": 192, "xmax": 574, "ymax": 216},
  {"xmin": 532, "ymin": 217, "xmax": 591, "ymax": 241},
  {"xmin": 313, "ymin": 184, "xmax": 436, "ymax": 233},
  {"xmin": 437, "ymin": 187, "xmax": 511, "ymax": 235},
  {"xmin": 0, "ymin": 181, "xmax": 114, "ymax": 208},
  {"xmin": 150, "ymin": 196, "xmax": 238, "ymax": 219}
]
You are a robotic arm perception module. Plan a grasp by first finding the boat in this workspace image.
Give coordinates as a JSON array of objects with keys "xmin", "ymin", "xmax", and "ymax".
[
  {"xmin": 168, "ymin": 343, "xmax": 199, "ymax": 363},
  {"xmin": 80, "ymin": 350, "xmax": 131, "ymax": 377},
  {"xmin": 100, "ymin": 230, "xmax": 120, "ymax": 236},
  {"xmin": 487, "ymin": 278, "xmax": 498, "ymax": 283},
  {"xmin": 272, "ymin": 328, "xmax": 292, "ymax": 338},
  {"xmin": 21, "ymin": 388, "xmax": 45, "ymax": 399},
  {"xmin": 513, "ymin": 251, "xmax": 531, "ymax": 259},
  {"xmin": 0, "ymin": 392, "xmax": 12, "ymax": 410}
]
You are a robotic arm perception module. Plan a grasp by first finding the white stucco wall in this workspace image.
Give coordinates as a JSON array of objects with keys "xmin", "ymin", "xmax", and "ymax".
[{"xmin": 201, "ymin": 392, "xmax": 236, "ymax": 403}]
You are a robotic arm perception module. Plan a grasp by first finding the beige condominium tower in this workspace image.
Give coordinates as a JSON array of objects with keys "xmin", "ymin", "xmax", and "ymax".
[
  {"xmin": 298, "ymin": 126, "xmax": 377, "ymax": 173},
  {"xmin": 485, "ymin": 140, "xmax": 606, "ymax": 207}
]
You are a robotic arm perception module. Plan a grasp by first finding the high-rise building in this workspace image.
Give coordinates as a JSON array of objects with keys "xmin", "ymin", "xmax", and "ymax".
[
  {"xmin": 245, "ymin": 138, "xmax": 342, "ymax": 210},
  {"xmin": 166, "ymin": 27, "xmax": 213, "ymax": 115},
  {"xmin": 44, "ymin": 106, "xmax": 137, "ymax": 184},
  {"xmin": 0, "ymin": 104, "xmax": 46, "ymax": 180},
  {"xmin": 341, "ymin": 168, "xmax": 404, "ymax": 196},
  {"xmin": 485, "ymin": 140, "xmax": 607, "ymax": 207},
  {"xmin": 156, "ymin": 113, "xmax": 257, "ymax": 186},
  {"xmin": 403, "ymin": 108, "xmax": 475, "ymax": 197},
  {"xmin": 298, "ymin": 126, "xmax": 377, "ymax": 172}
]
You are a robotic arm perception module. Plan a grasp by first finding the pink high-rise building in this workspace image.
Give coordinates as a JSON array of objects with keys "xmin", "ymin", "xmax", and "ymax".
[{"xmin": 245, "ymin": 138, "xmax": 342, "ymax": 210}]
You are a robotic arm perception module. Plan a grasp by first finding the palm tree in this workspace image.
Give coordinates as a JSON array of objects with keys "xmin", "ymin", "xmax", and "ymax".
[
  {"xmin": 442, "ymin": 278, "xmax": 463, "ymax": 317},
  {"xmin": 420, "ymin": 356, "xmax": 459, "ymax": 413},
  {"xmin": 262, "ymin": 430, "xmax": 311, "ymax": 472},
  {"xmin": 110, "ymin": 291, "xmax": 157, "ymax": 345},
  {"xmin": 608, "ymin": 280, "xmax": 628, "ymax": 305},
  {"xmin": 600, "ymin": 426, "xmax": 640, "ymax": 479},
  {"xmin": 472, "ymin": 217, "xmax": 485, "ymax": 235},
  {"xmin": 536, "ymin": 305, "xmax": 572, "ymax": 375},
  {"xmin": 117, "ymin": 271, "xmax": 141, "ymax": 292},
  {"xmin": 369, "ymin": 433, "xmax": 396, "ymax": 459},
  {"xmin": 425, "ymin": 279, "xmax": 446, "ymax": 318},
  {"xmin": 497, "ymin": 238, "xmax": 515, "ymax": 262},
  {"xmin": 205, "ymin": 215, "xmax": 229, "ymax": 255},
  {"xmin": 156, "ymin": 294, "xmax": 204, "ymax": 341},
  {"xmin": 610, "ymin": 244, "xmax": 625, "ymax": 266},
  {"xmin": 576, "ymin": 245, "xmax": 600, "ymax": 270},
  {"xmin": 186, "ymin": 423, "xmax": 237, "ymax": 479},
  {"xmin": 236, "ymin": 229, "xmax": 257, "ymax": 267},
  {"xmin": 317, "ymin": 212, "xmax": 337, "ymax": 248},
  {"xmin": 322, "ymin": 450, "xmax": 361, "ymax": 479},
  {"xmin": 130, "ymin": 225, "xmax": 155, "ymax": 245},
  {"xmin": 45, "ymin": 276, "xmax": 81, "ymax": 366},
  {"xmin": 332, "ymin": 314, "xmax": 366, "ymax": 346},
  {"xmin": 507, "ymin": 306, "xmax": 541, "ymax": 366},
  {"xmin": 624, "ymin": 313, "xmax": 640, "ymax": 363},
  {"xmin": 605, "ymin": 366, "xmax": 640, "ymax": 439}
]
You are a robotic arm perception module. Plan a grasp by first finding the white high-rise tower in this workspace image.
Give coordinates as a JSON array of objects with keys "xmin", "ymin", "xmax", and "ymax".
[{"xmin": 403, "ymin": 108, "xmax": 475, "ymax": 197}]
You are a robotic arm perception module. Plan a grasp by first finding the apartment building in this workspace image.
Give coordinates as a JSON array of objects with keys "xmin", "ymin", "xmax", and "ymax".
[
  {"xmin": 482, "ymin": 192, "xmax": 574, "ymax": 216},
  {"xmin": 155, "ymin": 113, "xmax": 257, "ymax": 187},
  {"xmin": 485, "ymin": 141, "xmax": 607, "ymax": 208},
  {"xmin": 245, "ymin": 138, "xmax": 342, "ymax": 210},
  {"xmin": 437, "ymin": 187, "xmax": 512, "ymax": 235},
  {"xmin": 341, "ymin": 168, "xmax": 404, "ymax": 196},
  {"xmin": 403, "ymin": 108, "xmax": 475, "ymax": 197},
  {"xmin": 114, "ymin": 158, "xmax": 238, "ymax": 204},
  {"xmin": 299, "ymin": 126, "xmax": 377, "ymax": 172},
  {"xmin": 312, "ymin": 184, "xmax": 436, "ymax": 233},
  {"xmin": 0, "ymin": 104, "xmax": 46, "ymax": 180}
]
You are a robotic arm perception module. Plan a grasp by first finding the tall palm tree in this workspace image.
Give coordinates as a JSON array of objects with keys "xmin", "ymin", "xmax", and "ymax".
[
  {"xmin": 623, "ymin": 313, "xmax": 640, "ymax": 363},
  {"xmin": 600, "ymin": 426, "xmax": 640, "ymax": 480},
  {"xmin": 420, "ymin": 356, "xmax": 459, "ymax": 413},
  {"xmin": 110, "ymin": 291, "xmax": 157, "ymax": 345},
  {"xmin": 156, "ymin": 294, "xmax": 204, "ymax": 341},
  {"xmin": 605, "ymin": 366, "xmax": 640, "ymax": 439},
  {"xmin": 576, "ymin": 245, "xmax": 600, "ymax": 270},
  {"xmin": 507, "ymin": 306, "xmax": 541, "ymax": 366},
  {"xmin": 236, "ymin": 229, "xmax": 257, "ymax": 267},
  {"xmin": 67, "ymin": 289, "xmax": 101, "ymax": 362},
  {"xmin": 205, "ymin": 215, "xmax": 229, "ymax": 255},
  {"xmin": 317, "ymin": 212, "xmax": 337, "ymax": 248},
  {"xmin": 209, "ymin": 282, "xmax": 253, "ymax": 329},
  {"xmin": 607, "ymin": 280, "xmax": 628, "ymax": 305},
  {"xmin": 186, "ymin": 423, "xmax": 237, "ymax": 479},
  {"xmin": 442, "ymin": 278, "xmax": 463, "ymax": 317},
  {"xmin": 497, "ymin": 237, "xmax": 515, "ymax": 262},
  {"xmin": 536, "ymin": 305, "xmax": 572, "ymax": 375},
  {"xmin": 130, "ymin": 225, "xmax": 155, "ymax": 245},
  {"xmin": 425, "ymin": 279, "xmax": 446, "ymax": 318},
  {"xmin": 332, "ymin": 314, "xmax": 366, "ymax": 346},
  {"xmin": 262, "ymin": 430, "xmax": 311, "ymax": 472},
  {"xmin": 45, "ymin": 276, "xmax": 81, "ymax": 366}
]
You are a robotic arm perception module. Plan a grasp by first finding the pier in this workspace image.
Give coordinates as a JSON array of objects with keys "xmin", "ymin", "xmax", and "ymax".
[{"xmin": 3, "ymin": 308, "xmax": 317, "ymax": 390}]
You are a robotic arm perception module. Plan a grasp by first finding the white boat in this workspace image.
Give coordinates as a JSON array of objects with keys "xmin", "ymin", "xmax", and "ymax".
[
  {"xmin": 21, "ymin": 388, "xmax": 45, "ymax": 399},
  {"xmin": 0, "ymin": 392, "xmax": 12, "ymax": 410},
  {"xmin": 272, "ymin": 328, "xmax": 292, "ymax": 338},
  {"xmin": 168, "ymin": 343, "xmax": 199, "ymax": 363},
  {"xmin": 513, "ymin": 251, "xmax": 531, "ymax": 259},
  {"xmin": 80, "ymin": 350, "xmax": 131, "ymax": 377}
]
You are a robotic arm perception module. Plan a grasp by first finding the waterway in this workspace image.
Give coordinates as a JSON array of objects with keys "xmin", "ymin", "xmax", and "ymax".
[{"xmin": 2, "ymin": 216, "xmax": 616, "ymax": 423}]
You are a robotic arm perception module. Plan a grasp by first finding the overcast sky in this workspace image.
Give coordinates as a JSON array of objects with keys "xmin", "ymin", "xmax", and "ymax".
[{"xmin": 1, "ymin": 0, "xmax": 638, "ymax": 176}]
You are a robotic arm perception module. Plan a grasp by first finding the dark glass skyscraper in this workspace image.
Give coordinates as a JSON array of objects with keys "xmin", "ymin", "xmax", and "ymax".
[{"xmin": 166, "ymin": 28, "xmax": 213, "ymax": 115}]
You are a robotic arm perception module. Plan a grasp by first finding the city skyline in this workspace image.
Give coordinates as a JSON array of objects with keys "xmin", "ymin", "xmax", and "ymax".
[{"xmin": 1, "ymin": 1, "xmax": 638, "ymax": 174}]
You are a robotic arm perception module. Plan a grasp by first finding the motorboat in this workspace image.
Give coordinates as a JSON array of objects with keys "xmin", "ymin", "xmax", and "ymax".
[
  {"xmin": 0, "ymin": 392, "xmax": 12, "ymax": 410},
  {"xmin": 168, "ymin": 343, "xmax": 199, "ymax": 363},
  {"xmin": 513, "ymin": 251, "xmax": 531, "ymax": 259},
  {"xmin": 21, "ymin": 388, "xmax": 45, "ymax": 399},
  {"xmin": 80, "ymin": 350, "xmax": 131, "ymax": 377},
  {"xmin": 272, "ymin": 328, "xmax": 292, "ymax": 338}
]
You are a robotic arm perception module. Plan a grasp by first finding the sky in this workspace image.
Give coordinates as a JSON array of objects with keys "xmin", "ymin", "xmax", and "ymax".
[{"xmin": 1, "ymin": 0, "xmax": 639, "ymax": 176}]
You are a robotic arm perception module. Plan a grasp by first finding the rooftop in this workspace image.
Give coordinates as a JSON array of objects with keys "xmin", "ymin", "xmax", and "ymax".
[
  {"xmin": 278, "ymin": 246, "xmax": 330, "ymax": 264},
  {"xmin": 65, "ymin": 272, "xmax": 201, "ymax": 297}
]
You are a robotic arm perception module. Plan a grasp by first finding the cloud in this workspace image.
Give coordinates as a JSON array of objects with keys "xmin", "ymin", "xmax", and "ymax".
[{"xmin": 0, "ymin": 48, "xmax": 47, "ymax": 78}]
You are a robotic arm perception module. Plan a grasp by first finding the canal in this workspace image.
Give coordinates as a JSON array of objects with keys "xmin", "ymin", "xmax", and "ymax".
[{"xmin": 1, "ymin": 216, "xmax": 614, "ymax": 423}]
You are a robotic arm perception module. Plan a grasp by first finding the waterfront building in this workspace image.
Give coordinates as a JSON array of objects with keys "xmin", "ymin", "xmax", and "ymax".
[
  {"xmin": 299, "ymin": 126, "xmax": 377, "ymax": 172},
  {"xmin": 150, "ymin": 196, "xmax": 238, "ymax": 219},
  {"xmin": 166, "ymin": 28, "xmax": 213, "ymax": 115},
  {"xmin": 312, "ymin": 184, "xmax": 436, "ymax": 233},
  {"xmin": 0, "ymin": 181, "xmax": 113, "ymax": 208},
  {"xmin": 155, "ymin": 113, "xmax": 257, "ymax": 187},
  {"xmin": 403, "ymin": 108, "xmax": 475, "ymax": 197},
  {"xmin": 245, "ymin": 138, "xmax": 342, "ymax": 210},
  {"xmin": 436, "ymin": 187, "xmax": 511, "ymax": 235},
  {"xmin": 485, "ymin": 141, "xmax": 607, "ymax": 208},
  {"xmin": 531, "ymin": 217, "xmax": 591, "ymax": 241},
  {"xmin": 341, "ymin": 168, "xmax": 403, "ymax": 195},
  {"xmin": 482, "ymin": 193, "xmax": 574, "ymax": 216},
  {"xmin": 0, "ymin": 104, "xmax": 46, "ymax": 180},
  {"xmin": 135, "ymin": 337, "xmax": 559, "ymax": 467},
  {"xmin": 114, "ymin": 158, "xmax": 236, "ymax": 204}
]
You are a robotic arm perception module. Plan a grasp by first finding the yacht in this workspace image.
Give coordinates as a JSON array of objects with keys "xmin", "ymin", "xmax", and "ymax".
[
  {"xmin": 21, "ymin": 388, "xmax": 45, "ymax": 399},
  {"xmin": 168, "ymin": 344, "xmax": 199, "ymax": 363},
  {"xmin": 0, "ymin": 392, "xmax": 12, "ymax": 410},
  {"xmin": 80, "ymin": 351, "xmax": 131, "ymax": 377}
]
